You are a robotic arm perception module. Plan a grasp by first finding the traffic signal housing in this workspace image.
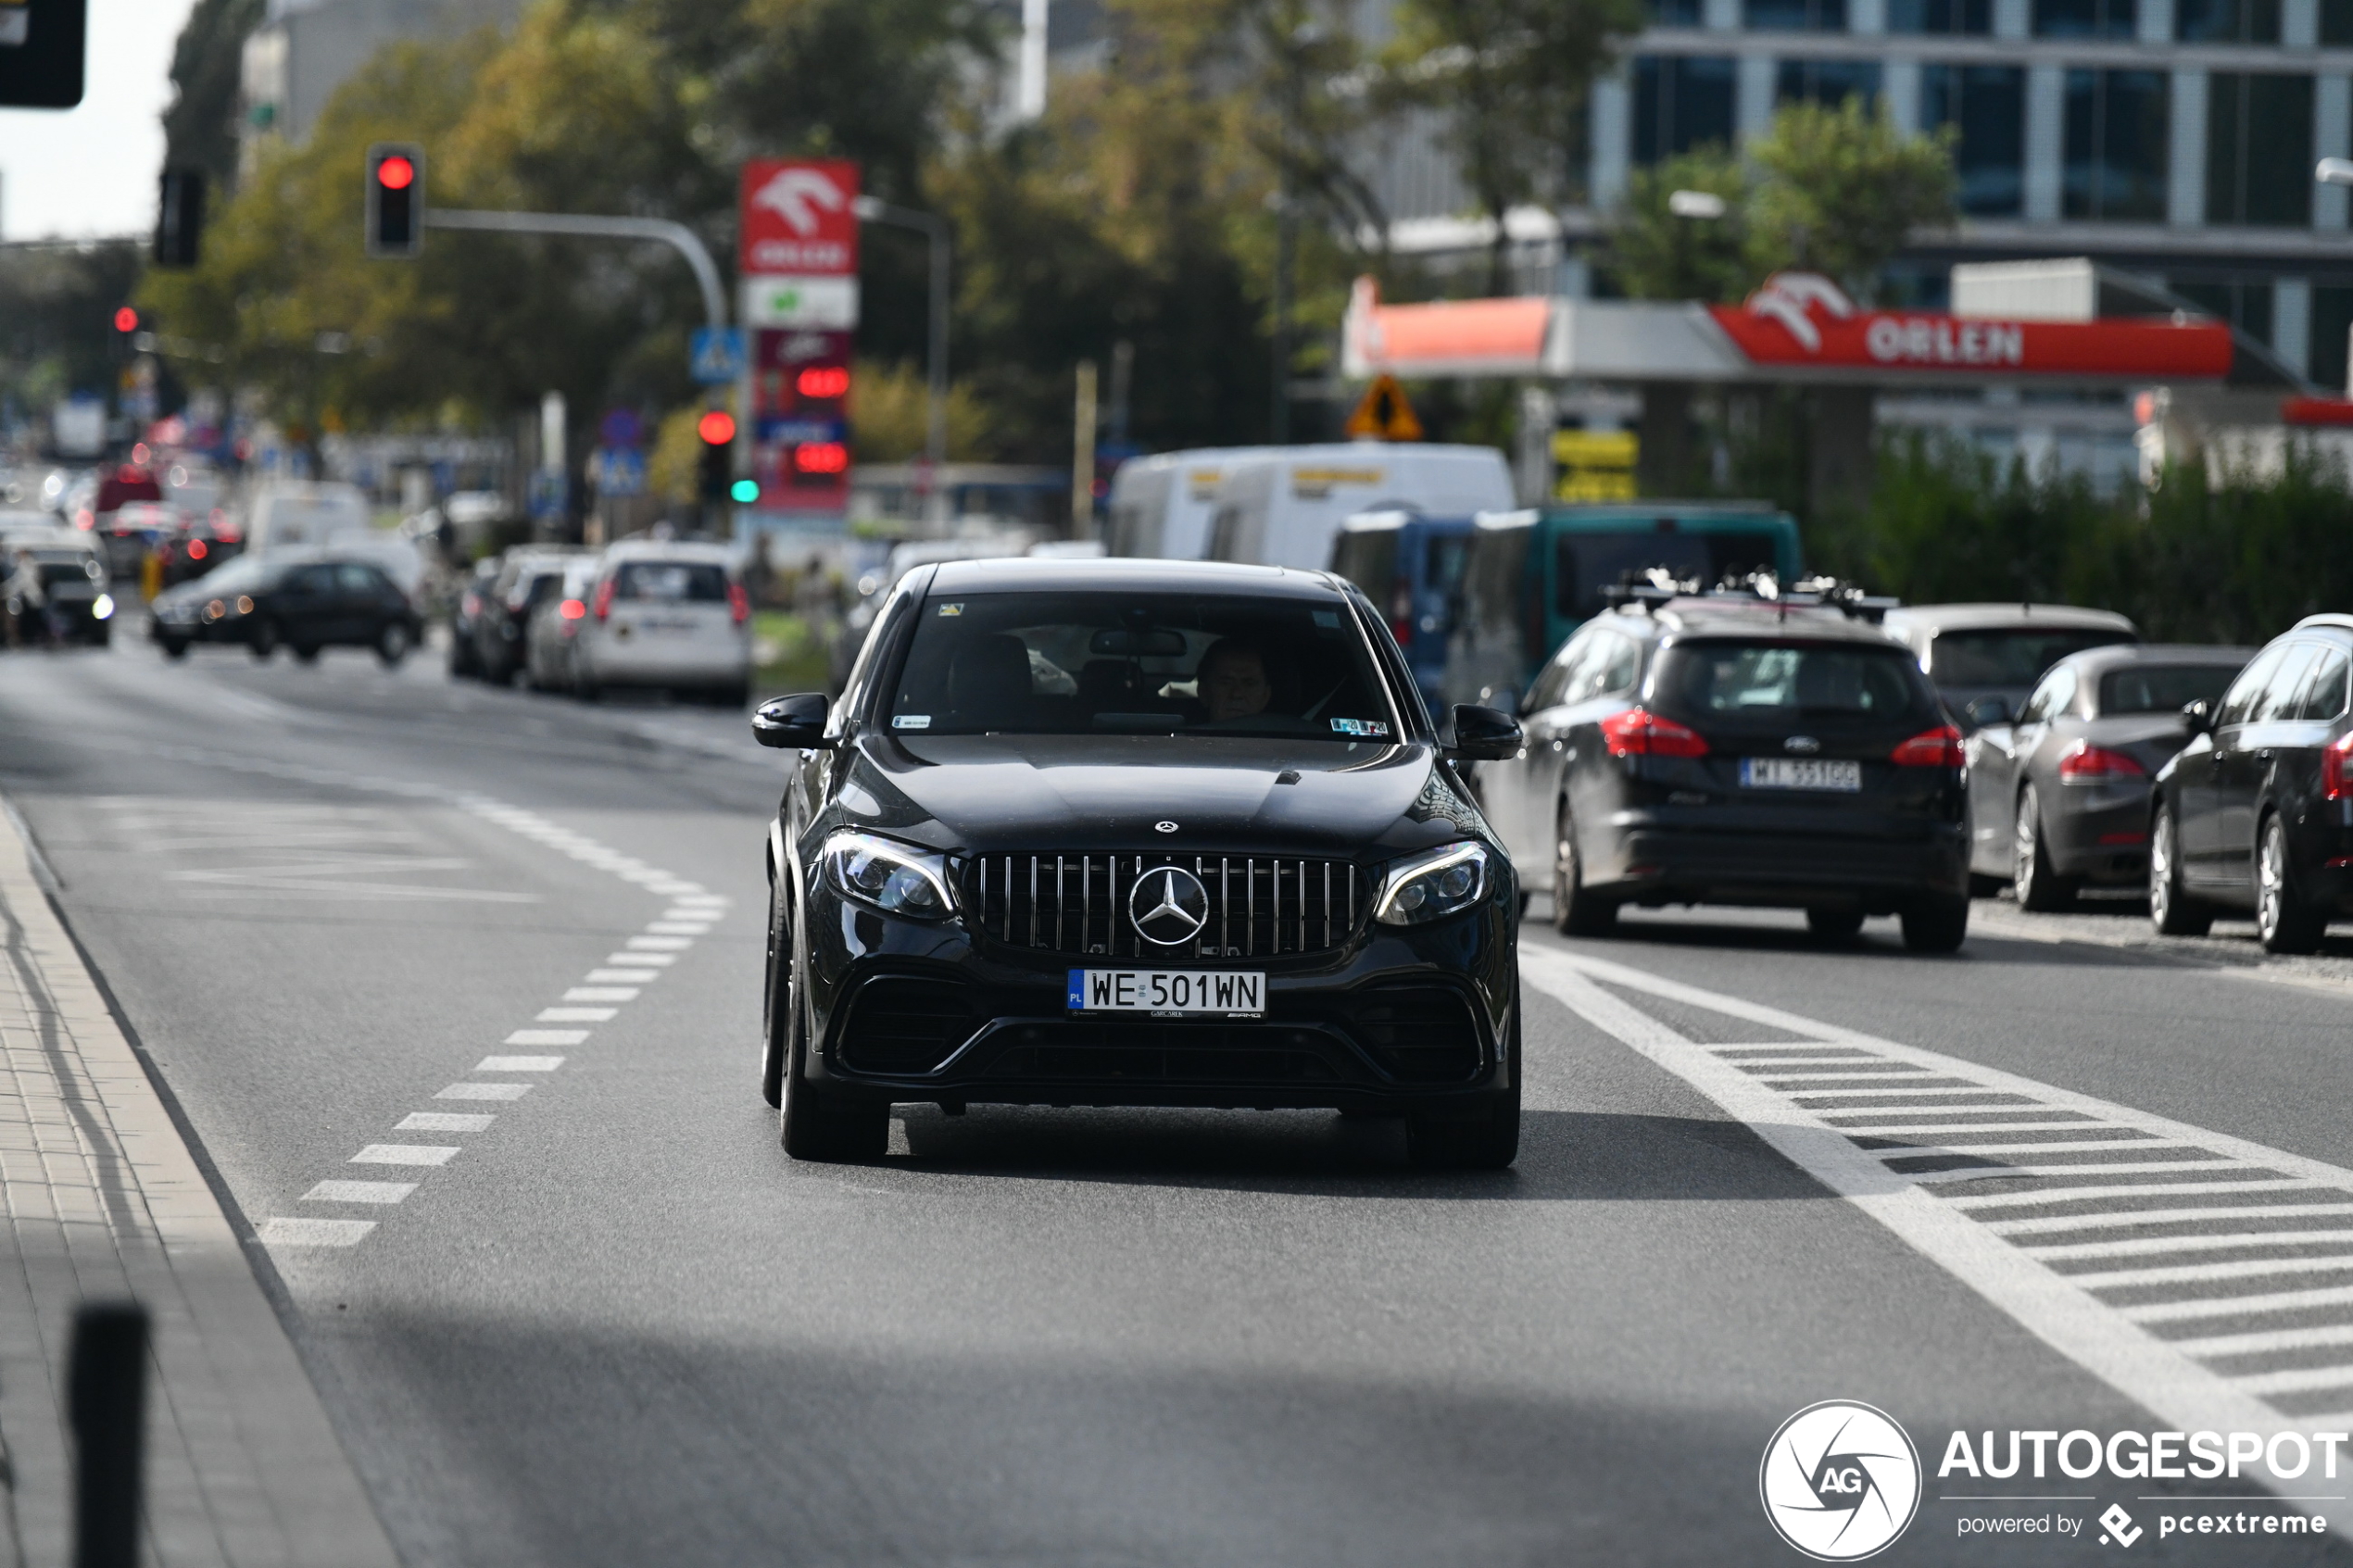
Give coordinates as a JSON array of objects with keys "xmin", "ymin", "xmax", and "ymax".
[
  {"xmin": 365, "ymin": 144, "xmax": 424, "ymax": 258},
  {"xmin": 698, "ymin": 409, "xmax": 736, "ymax": 504},
  {"xmin": 155, "ymin": 170, "xmax": 206, "ymax": 269}
]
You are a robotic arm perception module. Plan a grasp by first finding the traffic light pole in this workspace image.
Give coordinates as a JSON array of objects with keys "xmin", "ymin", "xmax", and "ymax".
[
  {"xmin": 420, "ymin": 209, "xmax": 727, "ymax": 330},
  {"xmin": 851, "ymin": 198, "xmax": 950, "ymax": 478}
]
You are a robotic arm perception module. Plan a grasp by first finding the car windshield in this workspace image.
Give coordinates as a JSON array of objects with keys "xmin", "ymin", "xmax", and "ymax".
[
  {"xmin": 35, "ymin": 560, "xmax": 98, "ymax": 588},
  {"xmin": 190, "ymin": 557, "xmax": 281, "ymax": 595},
  {"xmin": 886, "ymin": 590, "xmax": 1398, "ymax": 740},
  {"xmin": 2097, "ymin": 663, "xmax": 2239, "ymax": 715},
  {"xmin": 1931, "ymin": 628, "xmax": 2133, "ymax": 686},
  {"xmin": 1654, "ymin": 640, "xmax": 1934, "ymax": 721},
  {"xmin": 613, "ymin": 560, "xmax": 728, "ymax": 602}
]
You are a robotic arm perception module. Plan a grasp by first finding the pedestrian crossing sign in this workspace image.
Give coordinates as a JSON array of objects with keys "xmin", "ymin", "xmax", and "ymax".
[
  {"xmin": 1344, "ymin": 374, "xmax": 1424, "ymax": 442},
  {"xmin": 690, "ymin": 328, "xmax": 747, "ymax": 386}
]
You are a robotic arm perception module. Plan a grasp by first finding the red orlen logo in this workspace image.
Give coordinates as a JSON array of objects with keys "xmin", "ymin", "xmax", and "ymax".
[
  {"xmin": 739, "ymin": 159, "xmax": 861, "ymax": 277},
  {"xmin": 1708, "ymin": 270, "xmax": 2234, "ymax": 380}
]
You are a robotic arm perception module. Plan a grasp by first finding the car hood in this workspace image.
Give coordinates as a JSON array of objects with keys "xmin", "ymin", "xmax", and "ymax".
[{"xmin": 837, "ymin": 732, "xmax": 1485, "ymax": 858}]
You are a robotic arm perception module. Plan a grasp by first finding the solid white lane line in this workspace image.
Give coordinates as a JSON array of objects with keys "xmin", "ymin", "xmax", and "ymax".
[
  {"xmin": 535, "ymin": 1007, "xmax": 615, "ymax": 1022},
  {"xmin": 506, "ymin": 1028, "xmax": 588, "ymax": 1047},
  {"xmin": 585, "ymin": 969, "xmax": 658, "ymax": 984},
  {"xmin": 643, "ymin": 922, "xmax": 709, "ymax": 935},
  {"xmin": 626, "ymin": 937, "xmax": 691, "ymax": 951},
  {"xmin": 606, "ymin": 952, "xmax": 673, "ymax": 966},
  {"xmin": 259, "ymin": 1217, "xmax": 375, "ymax": 1247},
  {"xmin": 301, "ymin": 1180, "xmax": 416, "ymax": 1204},
  {"xmin": 397, "ymin": 1111, "xmax": 494, "ymax": 1132},
  {"xmin": 475, "ymin": 1054, "xmax": 563, "ymax": 1073},
  {"xmin": 435, "ymin": 1083, "xmax": 532, "ymax": 1101},
  {"xmin": 349, "ymin": 1144, "xmax": 459, "ymax": 1167},
  {"xmin": 562, "ymin": 986, "xmax": 639, "ymax": 1002}
]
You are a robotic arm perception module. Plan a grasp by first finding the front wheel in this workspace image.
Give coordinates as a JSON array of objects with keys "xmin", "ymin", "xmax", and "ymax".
[
  {"xmin": 159, "ymin": 636, "xmax": 189, "ymax": 661},
  {"xmin": 376, "ymin": 621, "xmax": 410, "ymax": 666},
  {"xmin": 761, "ymin": 876, "xmax": 794, "ymax": 1108},
  {"xmin": 1900, "ymin": 894, "xmax": 1969, "ymax": 953},
  {"xmin": 1405, "ymin": 991, "xmax": 1520, "ymax": 1170},
  {"xmin": 1806, "ymin": 907, "xmax": 1867, "ymax": 941},
  {"xmin": 2013, "ymin": 786, "xmax": 2075, "ymax": 911},
  {"xmin": 1551, "ymin": 805, "xmax": 1616, "ymax": 937},
  {"xmin": 2257, "ymin": 813, "xmax": 2327, "ymax": 955},
  {"xmin": 248, "ymin": 618, "xmax": 279, "ymax": 659},
  {"xmin": 2149, "ymin": 803, "xmax": 2212, "ymax": 936}
]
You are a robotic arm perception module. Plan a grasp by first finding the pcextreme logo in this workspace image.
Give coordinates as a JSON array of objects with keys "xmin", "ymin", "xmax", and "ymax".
[{"xmin": 1761, "ymin": 1400, "xmax": 1924, "ymax": 1561}]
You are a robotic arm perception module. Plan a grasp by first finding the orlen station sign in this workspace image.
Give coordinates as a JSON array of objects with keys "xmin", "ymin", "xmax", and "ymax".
[{"xmin": 738, "ymin": 159, "xmax": 860, "ymax": 517}]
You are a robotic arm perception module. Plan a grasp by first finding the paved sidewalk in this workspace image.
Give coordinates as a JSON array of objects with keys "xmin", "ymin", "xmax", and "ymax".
[{"xmin": 0, "ymin": 800, "xmax": 399, "ymax": 1568}]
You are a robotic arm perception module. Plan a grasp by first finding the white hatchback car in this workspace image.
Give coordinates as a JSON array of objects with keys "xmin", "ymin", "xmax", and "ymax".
[{"xmin": 577, "ymin": 543, "xmax": 753, "ymax": 705}]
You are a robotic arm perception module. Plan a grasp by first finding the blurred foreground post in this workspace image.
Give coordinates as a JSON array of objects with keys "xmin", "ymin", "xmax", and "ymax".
[
  {"xmin": 69, "ymin": 1300, "xmax": 149, "ymax": 1568},
  {"xmin": 1072, "ymin": 361, "xmax": 1099, "ymax": 540}
]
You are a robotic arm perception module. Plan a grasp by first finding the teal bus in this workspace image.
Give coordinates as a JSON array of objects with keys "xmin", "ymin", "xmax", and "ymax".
[{"xmin": 1441, "ymin": 502, "xmax": 1804, "ymax": 711}]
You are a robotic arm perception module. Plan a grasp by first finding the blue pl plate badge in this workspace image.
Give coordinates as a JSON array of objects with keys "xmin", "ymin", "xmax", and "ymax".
[{"xmin": 1066, "ymin": 970, "xmax": 1085, "ymax": 1009}]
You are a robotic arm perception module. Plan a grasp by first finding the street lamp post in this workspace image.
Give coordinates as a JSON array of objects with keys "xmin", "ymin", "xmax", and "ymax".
[{"xmin": 853, "ymin": 196, "xmax": 951, "ymax": 498}]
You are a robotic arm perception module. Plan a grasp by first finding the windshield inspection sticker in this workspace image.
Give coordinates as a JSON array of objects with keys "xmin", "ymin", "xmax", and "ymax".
[
  {"xmin": 892, "ymin": 714, "xmax": 932, "ymax": 730},
  {"xmin": 1329, "ymin": 718, "xmax": 1390, "ymax": 737},
  {"xmin": 937, "ymin": 603, "xmax": 963, "ymax": 616}
]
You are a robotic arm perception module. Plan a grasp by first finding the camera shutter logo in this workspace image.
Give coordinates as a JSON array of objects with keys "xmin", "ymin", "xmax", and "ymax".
[
  {"xmin": 1759, "ymin": 1401, "xmax": 1920, "ymax": 1561},
  {"xmin": 1129, "ymin": 867, "xmax": 1209, "ymax": 946}
]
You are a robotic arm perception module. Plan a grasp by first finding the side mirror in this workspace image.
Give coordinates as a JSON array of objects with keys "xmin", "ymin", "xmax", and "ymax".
[
  {"xmin": 1964, "ymin": 694, "xmax": 2011, "ymax": 728},
  {"xmin": 1447, "ymin": 703, "xmax": 1523, "ymax": 762},
  {"xmin": 2181, "ymin": 697, "xmax": 2214, "ymax": 734},
  {"xmin": 752, "ymin": 692, "xmax": 829, "ymax": 750}
]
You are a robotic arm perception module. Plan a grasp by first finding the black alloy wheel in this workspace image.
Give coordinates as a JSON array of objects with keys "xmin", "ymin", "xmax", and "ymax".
[
  {"xmin": 1806, "ymin": 908, "xmax": 1867, "ymax": 941},
  {"xmin": 2257, "ymin": 813, "xmax": 2328, "ymax": 955},
  {"xmin": 1404, "ymin": 991, "xmax": 1521, "ymax": 1170},
  {"xmin": 1551, "ymin": 803, "xmax": 1616, "ymax": 937},
  {"xmin": 248, "ymin": 618, "xmax": 279, "ymax": 659},
  {"xmin": 776, "ymin": 875, "xmax": 889, "ymax": 1161},
  {"xmin": 761, "ymin": 872, "xmax": 793, "ymax": 1108},
  {"xmin": 2013, "ymin": 786, "xmax": 2075, "ymax": 911},
  {"xmin": 2148, "ymin": 803, "xmax": 2212, "ymax": 936},
  {"xmin": 1899, "ymin": 895, "xmax": 1969, "ymax": 953}
]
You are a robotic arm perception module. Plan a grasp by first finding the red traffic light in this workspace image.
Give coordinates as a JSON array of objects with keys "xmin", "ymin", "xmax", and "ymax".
[
  {"xmin": 796, "ymin": 366, "xmax": 849, "ymax": 399},
  {"xmin": 113, "ymin": 307, "xmax": 139, "ymax": 333},
  {"xmin": 794, "ymin": 442, "xmax": 849, "ymax": 475},
  {"xmin": 697, "ymin": 410, "xmax": 736, "ymax": 445},
  {"xmin": 376, "ymin": 155, "xmax": 415, "ymax": 191}
]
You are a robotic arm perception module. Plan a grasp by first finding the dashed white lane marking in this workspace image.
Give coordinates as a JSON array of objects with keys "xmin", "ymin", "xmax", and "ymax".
[
  {"xmin": 626, "ymin": 936, "xmax": 692, "ymax": 951},
  {"xmin": 585, "ymin": 969, "xmax": 658, "ymax": 984},
  {"xmin": 606, "ymin": 952, "xmax": 674, "ymax": 966},
  {"xmin": 300, "ymin": 1180, "xmax": 416, "ymax": 1205},
  {"xmin": 644, "ymin": 922, "xmax": 711, "ymax": 935},
  {"xmin": 349, "ymin": 1144, "xmax": 459, "ymax": 1167},
  {"xmin": 563, "ymin": 986, "xmax": 639, "ymax": 1002},
  {"xmin": 259, "ymin": 1218, "xmax": 374, "ymax": 1247},
  {"xmin": 434, "ymin": 1083, "xmax": 532, "ymax": 1102},
  {"xmin": 399, "ymin": 1112, "xmax": 494, "ymax": 1133},
  {"xmin": 506, "ymin": 1028, "xmax": 587, "ymax": 1047},
  {"xmin": 536, "ymin": 1006, "xmax": 615, "ymax": 1022},
  {"xmin": 1523, "ymin": 945, "xmax": 2353, "ymax": 1537},
  {"xmin": 475, "ymin": 1055, "xmax": 563, "ymax": 1073}
]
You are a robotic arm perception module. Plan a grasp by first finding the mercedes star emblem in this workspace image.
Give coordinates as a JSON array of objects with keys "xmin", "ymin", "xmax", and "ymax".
[
  {"xmin": 1154, "ymin": 821, "xmax": 1179, "ymax": 834},
  {"xmin": 1128, "ymin": 866, "xmax": 1210, "ymax": 946}
]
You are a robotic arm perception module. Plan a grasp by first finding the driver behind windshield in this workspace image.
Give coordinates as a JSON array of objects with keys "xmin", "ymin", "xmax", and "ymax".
[{"xmin": 1197, "ymin": 639, "xmax": 1273, "ymax": 723}]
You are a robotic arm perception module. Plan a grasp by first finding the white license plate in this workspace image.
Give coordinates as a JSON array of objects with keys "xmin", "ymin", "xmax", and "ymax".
[
  {"xmin": 1740, "ymin": 758, "xmax": 1862, "ymax": 792},
  {"xmin": 1068, "ymin": 969, "xmax": 1265, "ymax": 1016}
]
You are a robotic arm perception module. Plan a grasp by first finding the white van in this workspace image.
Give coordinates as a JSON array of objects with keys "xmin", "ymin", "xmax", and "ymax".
[
  {"xmin": 1203, "ymin": 444, "xmax": 1515, "ymax": 572},
  {"xmin": 1104, "ymin": 448, "xmax": 1256, "ymax": 560},
  {"xmin": 247, "ymin": 482, "xmax": 371, "ymax": 552}
]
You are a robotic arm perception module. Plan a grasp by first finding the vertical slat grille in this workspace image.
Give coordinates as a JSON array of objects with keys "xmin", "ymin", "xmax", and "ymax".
[{"xmin": 963, "ymin": 852, "xmax": 1363, "ymax": 958}]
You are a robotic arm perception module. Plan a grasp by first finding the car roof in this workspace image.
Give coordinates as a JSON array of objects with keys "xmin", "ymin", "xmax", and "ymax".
[
  {"xmin": 2053, "ymin": 642, "xmax": 2254, "ymax": 673},
  {"xmin": 606, "ymin": 540, "xmax": 735, "ymax": 563},
  {"xmin": 922, "ymin": 557, "xmax": 1340, "ymax": 598},
  {"xmin": 2290, "ymin": 614, "xmax": 2353, "ymax": 637},
  {"xmin": 1585, "ymin": 599, "xmax": 1906, "ymax": 646},
  {"xmin": 1881, "ymin": 602, "xmax": 2139, "ymax": 633}
]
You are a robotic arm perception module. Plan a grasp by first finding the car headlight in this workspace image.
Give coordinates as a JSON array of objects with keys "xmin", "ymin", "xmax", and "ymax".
[
  {"xmin": 92, "ymin": 594, "xmax": 114, "ymax": 620},
  {"xmin": 1374, "ymin": 841, "xmax": 1490, "ymax": 926},
  {"xmin": 821, "ymin": 831, "xmax": 955, "ymax": 920}
]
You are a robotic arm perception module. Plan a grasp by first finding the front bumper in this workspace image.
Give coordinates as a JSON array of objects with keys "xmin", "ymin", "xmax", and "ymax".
[{"xmin": 797, "ymin": 867, "xmax": 1519, "ymax": 1110}]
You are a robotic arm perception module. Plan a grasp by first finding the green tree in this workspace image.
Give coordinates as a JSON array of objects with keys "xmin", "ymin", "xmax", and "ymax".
[
  {"xmin": 1743, "ymin": 98, "xmax": 1957, "ymax": 303},
  {"xmin": 161, "ymin": 0, "xmax": 265, "ymax": 194},
  {"xmin": 1607, "ymin": 147, "xmax": 1748, "ymax": 301}
]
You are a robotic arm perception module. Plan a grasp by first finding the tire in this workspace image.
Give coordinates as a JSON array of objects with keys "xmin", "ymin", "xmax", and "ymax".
[
  {"xmin": 376, "ymin": 621, "xmax": 410, "ymax": 667},
  {"xmin": 2012, "ymin": 785, "xmax": 2075, "ymax": 911},
  {"xmin": 761, "ymin": 873, "xmax": 794, "ymax": 1108},
  {"xmin": 248, "ymin": 619, "xmax": 278, "ymax": 659},
  {"xmin": 159, "ymin": 636, "xmax": 189, "ymax": 661},
  {"xmin": 2149, "ymin": 803, "xmax": 2213, "ymax": 936},
  {"xmin": 2257, "ymin": 813, "xmax": 2327, "ymax": 955},
  {"xmin": 1968, "ymin": 872, "xmax": 2007, "ymax": 898},
  {"xmin": 1806, "ymin": 907, "xmax": 1867, "ymax": 941},
  {"xmin": 780, "ymin": 1047, "xmax": 890, "ymax": 1161},
  {"xmin": 291, "ymin": 644, "xmax": 321, "ymax": 665},
  {"xmin": 1900, "ymin": 894, "xmax": 1969, "ymax": 953},
  {"xmin": 1550, "ymin": 803, "xmax": 1616, "ymax": 937},
  {"xmin": 1406, "ymin": 990, "xmax": 1520, "ymax": 1170}
]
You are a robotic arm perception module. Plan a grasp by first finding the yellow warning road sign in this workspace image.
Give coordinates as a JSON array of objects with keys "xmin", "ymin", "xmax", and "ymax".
[{"xmin": 1344, "ymin": 374, "xmax": 1424, "ymax": 442}]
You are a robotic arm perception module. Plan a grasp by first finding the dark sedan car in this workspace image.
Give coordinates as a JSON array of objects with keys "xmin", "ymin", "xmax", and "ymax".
[
  {"xmin": 447, "ymin": 557, "xmax": 503, "ymax": 677},
  {"xmin": 472, "ymin": 550, "xmax": 585, "ymax": 684},
  {"xmin": 150, "ymin": 552, "xmax": 422, "ymax": 664},
  {"xmin": 752, "ymin": 558, "xmax": 1526, "ymax": 1168},
  {"xmin": 2150, "ymin": 615, "xmax": 2353, "ymax": 952},
  {"xmin": 1482, "ymin": 591, "xmax": 1970, "ymax": 951},
  {"xmin": 1967, "ymin": 643, "xmax": 2251, "ymax": 908}
]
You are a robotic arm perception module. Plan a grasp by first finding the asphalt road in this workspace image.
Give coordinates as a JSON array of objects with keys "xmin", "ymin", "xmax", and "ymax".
[{"xmin": 2, "ymin": 633, "xmax": 2349, "ymax": 1567}]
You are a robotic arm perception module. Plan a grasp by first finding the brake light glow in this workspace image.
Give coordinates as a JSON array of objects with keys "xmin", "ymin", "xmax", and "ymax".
[
  {"xmin": 559, "ymin": 598, "xmax": 585, "ymax": 621},
  {"xmin": 728, "ymin": 583, "xmax": 751, "ymax": 624},
  {"xmin": 187, "ymin": 539, "xmax": 208, "ymax": 560},
  {"xmin": 1891, "ymin": 724, "xmax": 1966, "ymax": 768},
  {"xmin": 1599, "ymin": 708, "xmax": 1708, "ymax": 758},
  {"xmin": 1390, "ymin": 616, "xmax": 1413, "ymax": 648},
  {"xmin": 2057, "ymin": 741, "xmax": 2146, "ymax": 783},
  {"xmin": 592, "ymin": 580, "xmax": 614, "ymax": 621},
  {"xmin": 2324, "ymin": 731, "xmax": 2353, "ymax": 801}
]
